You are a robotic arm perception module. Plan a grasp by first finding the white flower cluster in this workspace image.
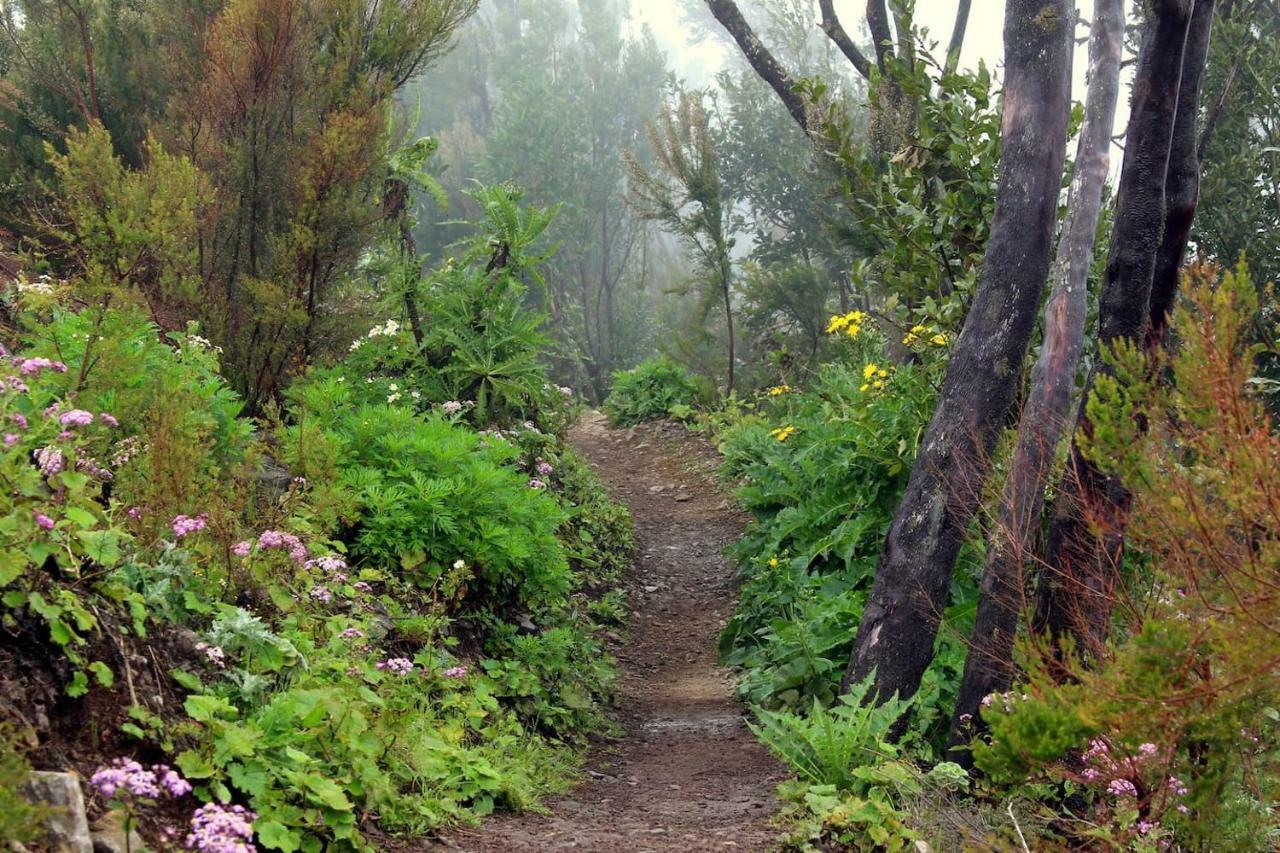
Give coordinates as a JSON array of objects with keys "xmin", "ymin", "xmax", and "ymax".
[
  {"xmin": 15, "ymin": 274, "xmax": 57, "ymax": 295},
  {"xmin": 185, "ymin": 333, "xmax": 222, "ymax": 354},
  {"xmin": 350, "ymin": 319, "xmax": 401, "ymax": 352}
]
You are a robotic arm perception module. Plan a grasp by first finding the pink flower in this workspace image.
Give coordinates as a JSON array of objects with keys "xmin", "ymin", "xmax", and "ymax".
[
  {"xmin": 59, "ymin": 409, "xmax": 93, "ymax": 427},
  {"xmin": 36, "ymin": 446, "xmax": 63, "ymax": 476},
  {"xmin": 194, "ymin": 642, "xmax": 226, "ymax": 668},
  {"xmin": 443, "ymin": 666, "xmax": 468, "ymax": 678},
  {"xmin": 98, "ymin": 413, "xmax": 119, "ymax": 428},
  {"xmin": 127, "ymin": 507, "xmax": 143, "ymax": 520},
  {"xmin": 34, "ymin": 512, "xmax": 55, "ymax": 530},
  {"xmin": 4, "ymin": 433, "xmax": 17, "ymax": 447},
  {"xmin": 339, "ymin": 627, "xmax": 364, "ymax": 640},
  {"xmin": 376, "ymin": 658, "xmax": 414, "ymax": 676},
  {"xmin": 172, "ymin": 514, "xmax": 208, "ymax": 538},
  {"xmin": 536, "ymin": 461, "xmax": 554, "ymax": 476},
  {"xmin": 353, "ymin": 581, "xmax": 373, "ymax": 594},
  {"xmin": 1107, "ymin": 779, "xmax": 1137, "ymax": 797},
  {"xmin": 309, "ymin": 586, "xmax": 333, "ymax": 604},
  {"xmin": 231, "ymin": 540, "xmax": 252, "ymax": 557},
  {"xmin": 528, "ymin": 478, "xmax": 546, "ymax": 489},
  {"xmin": 12, "ymin": 413, "xmax": 27, "ymax": 429}
]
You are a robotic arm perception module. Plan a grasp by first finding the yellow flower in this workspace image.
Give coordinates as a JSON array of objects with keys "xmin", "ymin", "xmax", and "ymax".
[
  {"xmin": 767, "ymin": 384, "xmax": 792, "ymax": 396},
  {"xmin": 827, "ymin": 311, "xmax": 867, "ymax": 336},
  {"xmin": 768, "ymin": 425, "xmax": 796, "ymax": 442},
  {"xmin": 877, "ymin": 368, "xmax": 889, "ymax": 379},
  {"xmin": 768, "ymin": 557, "xmax": 779, "ymax": 568},
  {"xmin": 863, "ymin": 363, "xmax": 880, "ymax": 380},
  {"xmin": 873, "ymin": 379, "xmax": 885, "ymax": 390},
  {"xmin": 859, "ymin": 383, "xmax": 871, "ymax": 392},
  {"xmin": 930, "ymin": 333, "xmax": 949, "ymax": 346},
  {"xmin": 826, "ymin": 314, "xmax": 849, "ymax": 334}
]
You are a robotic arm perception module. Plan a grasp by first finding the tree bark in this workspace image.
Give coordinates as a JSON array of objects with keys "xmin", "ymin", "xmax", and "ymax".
[
  {"xmin": 947, "ymin": 0, "xmax": 1124, "ymax": 761},
  {"xmin": 1148, "ymin": 0, "xmax": 1217, "ymax": 352},
  {"xmin": 703, "ymin": 0, "xmax": 812, "ymax": 135},
  {"xmin": 1032, "ymin": 0, "xmax": 1201, "ymax": 657},
  {"xmin": 817, "ymin": 0, "xmax": 873, "ymax": 79},
  {"xmin": 840, "ymin": 0, "xmax": 1073, "ymax": 710}
]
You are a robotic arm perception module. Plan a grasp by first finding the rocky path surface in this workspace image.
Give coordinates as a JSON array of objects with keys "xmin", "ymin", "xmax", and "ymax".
[{"xmin": 434, "ymin": 413, "xmax": 782, "ymax": 851}]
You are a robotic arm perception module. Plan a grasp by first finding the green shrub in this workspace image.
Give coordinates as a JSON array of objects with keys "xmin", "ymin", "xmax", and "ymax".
[{"xmin": 603, "ymin": 356, "xmax": 708, "ymax": 425}]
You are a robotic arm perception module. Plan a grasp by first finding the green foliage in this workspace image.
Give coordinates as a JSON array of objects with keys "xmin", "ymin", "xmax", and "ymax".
[
  {"xmin": 603, "ymin": 356, "xmax": 709, "ymax": 426},
  {"xmin": 751, "ymin": 675, "xmax": 913, "ymax": 791},
  {"xmin": 0, "ymin": 725, "xmax": 48, "ymax": 846}
]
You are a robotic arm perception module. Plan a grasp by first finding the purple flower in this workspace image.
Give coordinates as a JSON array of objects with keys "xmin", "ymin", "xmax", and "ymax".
[
  {"xmin": 309, "ymin": 586, "xmax": 333, "ymax": 604},
  {"xmin": 375, "ymin": 658, "xmax": 414, "ymax": 676},
  {"xmin": 155, "ymin": 765, "xmax": 192, "ymax": 797},
  {"xmin": 59, "ymin": 409, "xmax": 94, "ymax": 427},
  {"xmin": 1138, "ymin": 742, "xmax": 1159, "ymax": 756},
  {"xmin": 339, "ymin": 627, "xmax": 364, "ymax": 640},
  {"xmin": 1137, "ymin": 820, "xmax": 1157, "ymax": 835},
  {"xmin": 528, "ymin": 478, "xmax": 546, "ymax": 489},
  {"xmin": 90, "ymin": 759, "xmax": 164, "ymax": 800},
  {"xmin": 172, "ymin": 514, "xmax": 209, "ymax": 538},
  {"xmin": 256, "ymin": 530, "xmax": 307, "ymax": 563},
  {"xmin": 19, "ymin": 357, "xmax": 66, "ymax": 376},
  {"xmin": 36, "ymin": 446, "xmax": 64, "ymax": 476},
  {"xmin": 535, "ymin": 461, "xmax": 554, "ymax": 477},
  {"xmin": 127, "ymin": 507, "xmax": 143, "ymax": 520},
  {"xmin": 231, "ymin": 540, "xmax": 252, "ymax": 557},
  {"xmin": 4, "ymin": 433, "xmax": 17, "ymax": 447},
  {"xmin": 441, "ymin": 400, "xmax": 463, "ymax": 415},
  {"xmin": 306, "ymin": 554, "xmax": 347, "ymax": 573},
  {"xmin": 195, "ymin": 642, "xmax": 226, "ymax": 668},
  {"xmin": 12, "ymin": 413, "xmax": 27, "ymax": 429},
  {"xmin": 352, "ymin": 581, "xmax": 373, "ymax": 594},
  {"xmin": 185, "ymin": 802, "xmax": 256, "ymax": 852},
  {"xmin": 34, "ymin": 512, "xmax": 55, "ymax": 530},
  {"xmin": 443, "ymin": 666, "xmax": 468, "ymax": 678},
  {"xmin": 1107, "ymin": 779, "xmax": 1138, "ymax": 798},
  {"xmin": 99, "ymin": 413, "xmax": 119, "ymax": 428}
]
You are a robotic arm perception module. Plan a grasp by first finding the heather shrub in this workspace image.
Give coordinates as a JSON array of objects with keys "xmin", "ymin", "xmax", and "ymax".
[{"xmin": 975, "ymin": 264, "xmax": 1280, "ymax": 850}]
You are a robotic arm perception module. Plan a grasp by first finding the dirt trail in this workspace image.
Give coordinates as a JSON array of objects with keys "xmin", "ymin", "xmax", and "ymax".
[{"xmin": 436, "ymin": 412, "xmax": 783, "ymax": 851}]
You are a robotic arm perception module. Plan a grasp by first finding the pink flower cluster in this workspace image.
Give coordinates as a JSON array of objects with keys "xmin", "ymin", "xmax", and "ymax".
[
  {"xmin": 34, "ymin": 511, "xmax": 55, "ymax": 530},
  {"xmin": 185, "ymin": 803, "xmax": 257, "ymax": 852},
  {"xmin": 443, "ymin": 666, "xmax": 468, "ymax": 678},
  {"xmin": 535, "ymin": 460, "xmax": 554, "ymax": 477},
  {"xmin": 376, "ymin": 658, "xmax": 414, "ymax": 676},
  {"xmin": 527, "ymin": 478, "xmax": 546, "ymax": 490},
  {"xmin": 1079, "ymin": 737, "xmax": 1190, "ymax": 817},
  {"xmin": 90, "ymin": 758, "xmax": 192, "ymax": 800},
  {"xmin": 173, "ymin": 514, "xmax": 209, "ymax": 538},
  {"xmin": 195, "ymin": 641, "xmax": 226, "ymax": 668},
  {"xmin": 16, "ymin": 357, "xmax": 68, "ymax": 376},
  {"xmin": 233, "ymin": 530, "xmax": 308, "ymax": 563},
  {"xmin": 36, "ymin": 445, "xmax": 64, "ymax": 476},
  {"xmin": 59, "ymin": 409, "xmax": 94, "ymax": 427}
]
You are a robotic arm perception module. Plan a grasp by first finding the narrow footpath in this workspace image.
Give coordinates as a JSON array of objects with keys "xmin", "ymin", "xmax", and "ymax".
[{"xmin": 436, "ymin": 412, "xmax": 783, "ymax": 851}]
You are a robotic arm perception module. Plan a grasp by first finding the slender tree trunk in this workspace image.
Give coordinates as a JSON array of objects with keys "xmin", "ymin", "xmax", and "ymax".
[
  {"xmin": 703, "ymin": 0, "xmax": 812, "ymax": 135},
  {"xmin": 945, "ymin": 0, "xmax": 973, "ymax": 74},
  {"xmin": 721, "ymin": 254, "xmax": 735, "ymax": 395},
  {"xmin": 840, "ymin": 0, "xmax": 1073, "ymax": 709},
  {"xmin": 947, "ymin": 0, "xmax": 1124, "ymax": 760},
  {"xmin": 1032, "ymin": 0, "xmax": 1205, "ymax": 658}
]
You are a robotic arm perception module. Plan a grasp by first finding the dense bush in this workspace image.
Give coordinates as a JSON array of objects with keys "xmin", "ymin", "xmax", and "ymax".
[
  {"xmin": 603, "ymin": 356, "xmax": 710, "ymax": 426},
  {"xmin": 0, "ymin": 188, "xmax": 635, "ymax": 851},
  {"xmin": 974, "ymin": 265, "xmax": 1280, "ymax": 850},
  {"xmin": 714, "ymin": 319, "xmax": 969, "ymax": 750}
]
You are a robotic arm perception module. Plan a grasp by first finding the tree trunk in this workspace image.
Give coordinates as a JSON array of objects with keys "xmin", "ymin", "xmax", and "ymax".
[
  {"xmin": 1148, "ymin": 0, "xmax": 1217, "ymax": 353},
  {"xmin": 947, "ymin": 0, "xmax": 1124, "ymax": 760},
  {"xmin": 840, "ymin": 0, "xmax": 1073, "ymax": 710},
  {"xmin": 1032, "ymin": 0, "xmax": 1204, "ymax": 658},
  {"xmin": 703, "ymin": 0, "xmax": 812, "ymax": 135}
]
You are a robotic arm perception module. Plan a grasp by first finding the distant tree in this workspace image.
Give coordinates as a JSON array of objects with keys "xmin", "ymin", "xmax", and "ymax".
[{"xmin": 625, "ymin": 88, "xmax": 737, "ymax": 395}]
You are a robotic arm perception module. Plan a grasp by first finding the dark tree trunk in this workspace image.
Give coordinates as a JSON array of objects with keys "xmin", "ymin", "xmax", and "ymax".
[
  {"xmin": 840, "ymin": 0, "xmax": 1073, "ymax": 709},
  {"xmin": 382, "ymin": 177, "xmax": 425, "ymax": 348},
  {"xmin": 1148, "ymin": 0, "xmax": 1217, "ymax": 352},
  {"xmin": 947, "ymin": 0, "xmax": 1125, "ymax": 761},
  {"xmin": 703, "ymin": 0, "xmax": 812, "ymax": 134},
  {"xmin": 1032, "ymin": 0, "xmax": 1205, "ymax": 658}
]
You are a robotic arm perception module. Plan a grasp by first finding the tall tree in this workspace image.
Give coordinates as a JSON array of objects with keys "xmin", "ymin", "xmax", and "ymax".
[
  {"xmin": 1034, "ymin": 0, "xmax": 1216, "ymax": 656},
  {"xmin": 839, "ymin": 0, "xmax": 1073, "ymax": 708},
  {"xmin": 948, "ymin": 0, "xmax": 1125, "ymax": 756},
  {"xmin": 625, "ymin": 88, "xmax": 737, "ymax": 395}
]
